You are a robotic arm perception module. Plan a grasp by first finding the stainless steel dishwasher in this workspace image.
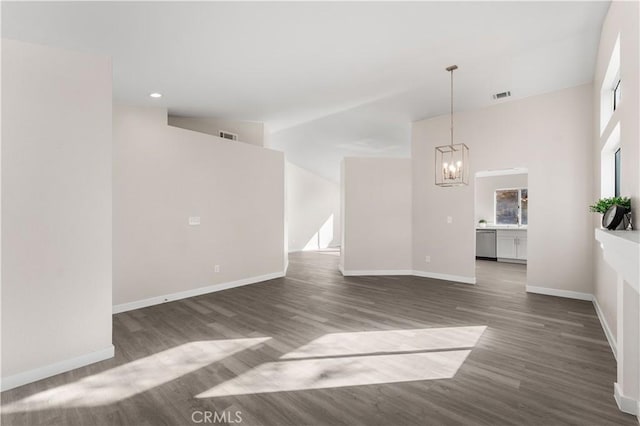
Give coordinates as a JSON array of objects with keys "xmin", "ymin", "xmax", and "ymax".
[{"xmin": 476, "ymin": 229, "xmax": 497, "ymax": 260}]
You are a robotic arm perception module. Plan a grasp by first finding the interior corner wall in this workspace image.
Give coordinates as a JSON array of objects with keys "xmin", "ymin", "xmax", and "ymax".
[
  {"xmin": 286, "ymin": 162, "xmax": 341, "ymax": 252},
  {"xmin": 412, "ymin": 84, "xmax": 594, "ymax": 292},
  {"xmin": 1, "ymin": 39, "xmax": 113, "ymax": 388},
  {"xmin": 592, "ymin": 0, "xmax": 640, "ymax": 339},
  {"xmin": 168, "ymin": 115, "xmax": 265, "ymax": 147},
  {"xmin": 341, "ymin": 157, "xmax": 412, "ymax": 273},
  {"xmin": 113, "ymin": 105, "xmax": 285, "ymax": 308}
]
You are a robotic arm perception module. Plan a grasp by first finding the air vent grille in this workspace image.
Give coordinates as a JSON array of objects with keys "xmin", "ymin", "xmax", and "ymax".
[
  {"xmin": 492, "ymin": 91, "xmax": 511, "ymax": 100},
  {"xmin": 219, "ymin": 130, "xmax": 238, "ymax": 141}
]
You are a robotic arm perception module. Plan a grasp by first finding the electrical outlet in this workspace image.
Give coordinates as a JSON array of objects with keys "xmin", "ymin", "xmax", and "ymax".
[
  {"xmin": 425, "ymin": 255, "xmax": 431, "ymax": 263},
  {"xmin": 189, "ymin": 216, "xmax": 201, "ymax": 226},
  {"xmin": 214, "ymin": 265, "xmax": 220, "ymax": 273},
  {"xmin": 447, "ymin": 216, "xmax": 453, "ymax": 224}
]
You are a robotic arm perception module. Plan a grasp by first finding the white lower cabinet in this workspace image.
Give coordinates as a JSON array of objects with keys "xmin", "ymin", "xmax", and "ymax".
[
  {"xmin": 496, "ymin": 230, "xmax": 527, "ymax": 262},
  {"xmin": 516, "ymin": 235, "xmax": 527, "ymax": 260},
  {"xmin": 497, "ymin": 234, "xmax": 517, "ymax": 258}
]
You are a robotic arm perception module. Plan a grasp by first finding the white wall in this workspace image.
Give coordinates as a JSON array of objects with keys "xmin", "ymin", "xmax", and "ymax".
[
  {"xmin": 592, "ymin": 1, "xmax": 639, "ymax": 340},
  {"xmin": 286, "ymin": 162, "xmax": 340, "ymax": 252},
  {"xmin": 114, "ymin": 105, "xmax": 284, "ymax": 308},
  {"xmin": 267, "ymin": 104, "xmax": 411, "ymax": 183},
  {"xmin": 412, "ymin": 84, "xmax": 593, "ymax": 292},
  {"xmin": 475, "ymin": 173, "xmax": 528, "ymax": 225},
  {"xmin": 341, "ymin": 158, "xmax": 412, "ymax": 273},
  {"xmin": 1, "ymin": 40, "xmax": 113, "ymax": 388},
  {"xmin": 168, "ymin": 115, "xmax": 265, "ymax": 147}
]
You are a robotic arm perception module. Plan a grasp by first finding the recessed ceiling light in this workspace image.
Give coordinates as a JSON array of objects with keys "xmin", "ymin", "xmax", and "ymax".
[{"xmin": 149, "ymin": 92, "xmax": 162, "ymax": 98}]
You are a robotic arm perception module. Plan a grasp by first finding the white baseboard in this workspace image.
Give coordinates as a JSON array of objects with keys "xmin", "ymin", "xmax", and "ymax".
[
  {"xmin": 113, "ymin": 271, "xmax": 285, "ymax": 314},
  {"xmin": 497, "ymin": 258, "xmax": 527, "ymax": 264},
  {"xmin": 525, "ymin": 285, "xmax": 593, "ymax": 301},
  {"xmin": 412, "ymin": 270, "xmax": 476, "ymax": 285},
  {"xmin": 1, "ymin": 345, "xmax": 114, "ymax": 392},
  {"xmin": 338, "ymin": 268, "xmax": 475, "ymax": 285},
  {"xmin": 288, "ymin": 246, "xmax": 340, "ymax": 254},
  {"xmin": 340, "ymin": 269, "xmax": 414, "ymax": 277},
  {"xmin": 615, "ymin": 382, "xmax": 639, "ymax": 416},
  {"xmin": 593, "ymin": 297, "xmax": 617, "ymax": 359}
]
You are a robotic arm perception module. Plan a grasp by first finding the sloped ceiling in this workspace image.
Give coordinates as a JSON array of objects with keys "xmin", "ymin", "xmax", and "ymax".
[{"xmin": 2, "ymin": 1, "xmax": 609, "ymax": 180}]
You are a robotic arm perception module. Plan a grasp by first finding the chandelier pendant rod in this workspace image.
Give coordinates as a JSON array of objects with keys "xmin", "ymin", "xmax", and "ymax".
[
  {"xmin": 450, "ymin": 66, "xmax": 454, "ymax": 147},
  {"xmin": 446, "ymin": 65, "xmax": 458, "ymax": 147}
]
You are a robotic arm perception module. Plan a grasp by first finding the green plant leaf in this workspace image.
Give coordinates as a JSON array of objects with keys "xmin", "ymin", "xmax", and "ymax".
[{"xmin": 589, "ymin": 197, "xmax": 631, "ymax": 213}]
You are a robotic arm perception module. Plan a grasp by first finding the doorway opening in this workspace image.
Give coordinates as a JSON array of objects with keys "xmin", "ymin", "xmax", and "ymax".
[{"xmin": 474, "ymin": 169, "xmax": 528, "ymax": 289}]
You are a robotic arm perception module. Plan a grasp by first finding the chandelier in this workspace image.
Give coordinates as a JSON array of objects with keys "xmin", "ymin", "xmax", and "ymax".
[{"xmin": 435, "ymin": 65, "xmax": 469, "ymax": 186}]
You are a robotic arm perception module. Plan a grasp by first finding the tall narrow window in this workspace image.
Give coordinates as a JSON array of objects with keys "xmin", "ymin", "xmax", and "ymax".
[
  {"xmin": 520, "ymin": 189, "xmax": 528, "ymax": 225},
  {"xmin": 613, "ymin": 79, "xmax": 621, "ymax": 111},
  {"xmin": 615, "ymin": 148, "xmax": 621, "ymax": 197},
  {"xmin": 600, "ymin": 35, "xmax": 620, "ymax": 134},
  {"xmin": 495, "ymin": 188, "xmax": 528, "ymax": 226}
]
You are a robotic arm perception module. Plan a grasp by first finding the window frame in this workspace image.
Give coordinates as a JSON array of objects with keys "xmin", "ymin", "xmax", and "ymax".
[
  {"xmin": 494, "ymin": 188, "xmax": 528, "ymax": 226},
  {"xmin": 614, "ymin": 148, "xmax": 621, "ymax": 197},
  {"xmin": 613, "ymin": 78, "xmax": 621, "ymax": 111}
]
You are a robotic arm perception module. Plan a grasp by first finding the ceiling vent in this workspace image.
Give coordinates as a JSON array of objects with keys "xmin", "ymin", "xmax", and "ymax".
[
  {"xmin": 219, "ymin": 130, "xmax": 238, "ymax": 141},
  {"xmin": 492, "ymin": 91, "xmax": 511, "ymax": 100}
]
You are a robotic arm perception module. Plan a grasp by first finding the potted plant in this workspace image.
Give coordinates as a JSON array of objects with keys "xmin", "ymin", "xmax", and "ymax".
[
  {"xmin": 478, "ymin": 219, "xmax": 487, "ymax": 228},
  {"xmin": 589, "ymin": 196, "xmax": 632, "ymax": 230}
]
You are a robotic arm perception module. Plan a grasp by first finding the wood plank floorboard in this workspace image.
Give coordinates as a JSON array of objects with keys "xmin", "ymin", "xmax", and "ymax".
[{"xmin": 1, "ymin": 254, "xmax": 636, "ymax": 425}]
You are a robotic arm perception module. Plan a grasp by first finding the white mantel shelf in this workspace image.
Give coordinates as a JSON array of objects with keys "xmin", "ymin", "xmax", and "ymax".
[
  {"xmin": 595, "ymin": 228, "xmax": 640, "ymax": 420},
  {"xmin": 595, "ymin": 229, "xmax": 639, "ymax": 294}
]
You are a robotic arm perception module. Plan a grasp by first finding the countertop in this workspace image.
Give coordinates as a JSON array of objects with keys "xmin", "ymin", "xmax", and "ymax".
[{"xmin": 476, "ymin": 225, "xmax": 528, "ymax": 231}]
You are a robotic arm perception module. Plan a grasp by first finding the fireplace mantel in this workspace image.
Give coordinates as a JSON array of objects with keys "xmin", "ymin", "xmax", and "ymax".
[
  {"xmin": 595, "ymin": 229, "xmax": 639, "ymax": 293},
  {"xmin": 595, "ymin": 228, "xmax": 640, "ymax": 420}
]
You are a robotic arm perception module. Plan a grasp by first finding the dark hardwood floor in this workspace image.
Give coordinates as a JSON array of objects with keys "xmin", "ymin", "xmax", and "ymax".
[{"xmin": 2, "ymin": 252, "xmax": 636, "ymax": 425}]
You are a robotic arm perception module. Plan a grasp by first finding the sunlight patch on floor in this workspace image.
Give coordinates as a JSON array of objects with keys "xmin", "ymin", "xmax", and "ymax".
[
  {"xmin": 197, "ymin": 350, "xmax": 472, "ymax": 397},
  {"xmin": 2, "ymin": 338, "xmax": 269, "ymax": 413},
  {"xmin": 282, "ymin": 326, "xmax": 487, "ymax": 359},
  {"xmin": 197, "ymin": 326, "xmax": 486, "ymax": 397}
]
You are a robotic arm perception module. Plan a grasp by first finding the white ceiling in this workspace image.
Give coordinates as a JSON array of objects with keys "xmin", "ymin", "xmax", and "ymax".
[{"xmin": 2, "ymin": 1, "xmax": 609, "ymax": 180}]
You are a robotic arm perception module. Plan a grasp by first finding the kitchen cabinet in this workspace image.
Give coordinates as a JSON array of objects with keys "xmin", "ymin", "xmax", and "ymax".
[{"xmin": 496, "ymin": 229, "xmax": 527, "ymax": 262}]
